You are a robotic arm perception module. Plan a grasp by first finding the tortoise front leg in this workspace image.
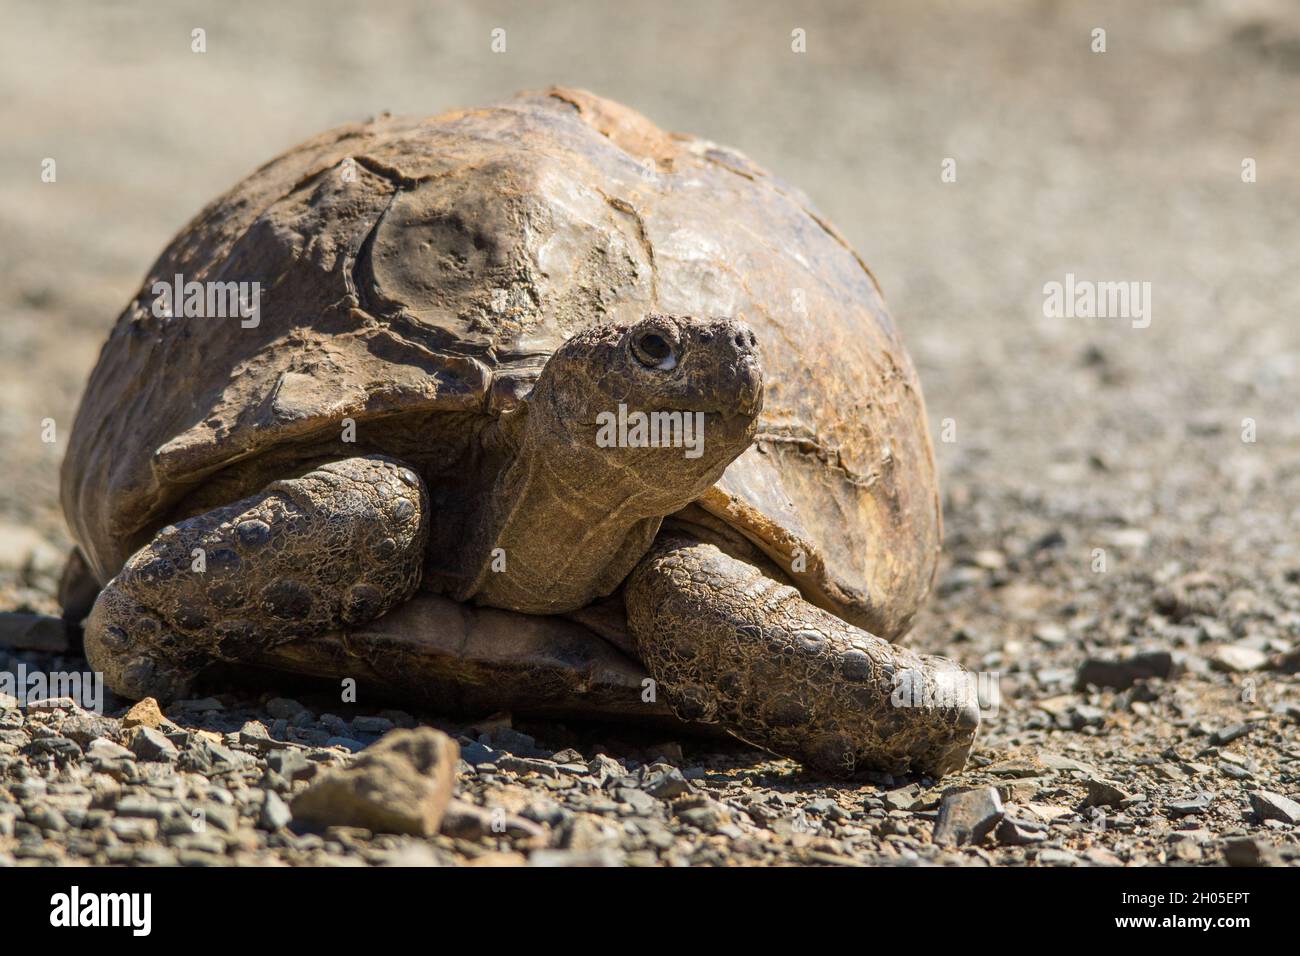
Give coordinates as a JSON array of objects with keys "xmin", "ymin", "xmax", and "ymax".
[
  {"xmin": 625, "ymin": 533, "xmax": 980, "ymax": 778},
  {"xmin": 84, "ymin": 455, "xmax": 428, "ymax": 701}
]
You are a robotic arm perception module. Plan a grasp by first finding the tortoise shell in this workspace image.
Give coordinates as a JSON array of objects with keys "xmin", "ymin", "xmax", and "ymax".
[{"xmin": 61, "ymin": 87, "xmax": 940, "ymax": 640}]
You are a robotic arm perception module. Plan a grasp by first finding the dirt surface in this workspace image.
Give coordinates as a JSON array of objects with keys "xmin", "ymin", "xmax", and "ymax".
[{"xmin": 2, "ymin": 0, "xmax": 1299, "ymax": 866}]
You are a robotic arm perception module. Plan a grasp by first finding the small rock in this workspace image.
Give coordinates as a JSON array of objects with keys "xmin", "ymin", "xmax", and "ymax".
[
  {"xmin": 459, "ymin": 740, "xmax": 496, "ymax": 767},
  {"xmin": 646, "ymin": 741, "xmax": 684, "ymax": 763},
  {"xmin": 1084, "ymin": 778, "xmax": 1133, "ymax": 808},
  {"xmin": 1075, "ymin": 650, "xmax": 1177, "ymax": 690},
  {"xmin": 180, "ymin": 736, "xmax": 249, "ymax": 774},
  {"xmin": 1165, "ymin": 793, "xmax": 1213, "ymax": 818},
  {"xmin": 24, "ymin": 696, "xmax": 80, "ymax": 711},
  {"xmin": 0, "ymin": 613, "xmax": 68, "ymax": 653},
  {"xmin": 291, "ymin": 727, "xmax": 459, "ymax": 836},
  {"xmin": 26, "ymin": 736, "xmax": 81, "ymax": 760},
  {"xmin": 528, "ymin": 848, "xmax": 623, "ymax": 867},
  {"xmin": 87, "ymin": 738, "xmax": 132, "ymax": 760},
  {"xmin": 440, "ymin": 799, "xmax": 544, "ymax": 842},
  {"xmin": 995, "ymin": 815, "xmax": 1048, "ymax": 846},
  {"xmin": 1248, "ymin": 790, "xmax": 1300, "ymax": 825},
  {"xmin": 1084, "ymin": 847, "xmax": 1123, "ymax": 866},
  {"xmin": 1033, "ymin": 624, "xmax": 1068, "ymax": 647},
  {"xmin": 616, "ymin": 787, "xmax": 658, "ymax": 814},
  {"xmin": 639, "ymin": 764, "xmax": 693, "ymax": 800},
  {"xmin": 482, "ymin": 727, "xmax": 543, "ymax": 757},
  {"xmin": 1269, "ymin": 648, "xmax": 1300, "ymax": 674},
  {"xmin": 1023, "ymin": 802, "xmax": 1072, "ymax": 822},
  {"xmin": 59, "ymin": 714, "xmax": 118, "ymax": 747},
  {"xmin": 325, "ymin": 736, "xmax": 366, "ymax": 752},
  {"xmin": 1211, "ymin": 645, "xmax": 1268, "ymax": 674},
  {"xmin": 1037, "ymin": 848, "xmax": 1081, "ymax": 866},
  {"xmin": 587, "ymin": 753, "xmax": 627, "ymax": 787},
  {"xmin": 123, "ymin": 697, "xmax": 165, "ymax": 729},
  {"xmin": 496, "ymin": 755, "xmax": 560, "ymax": 778},
  {"xmin": 265, "ymin": 697, "xmax": 309, "ymax": 721},
  {"xmin": 671, "ymin": 795, "xmax": 731, "ymax": 832},
  {"xmin": 1209, "ymin": 723, "xmax": 1251, "ymax": 746},
  {"xmin": 1222, "ymin": 837, "xmax": 1280, "ymax": 867},
  {"xmin": 883, "ymin": 784, "xmax": 922, "ymax": 811},
  {"xmin": 266, "ymin": 749, "xmax": 313, "ymax": 780},
  {"xmin": 260, "ymin": 791, "xmax": 293, "ymax": 831},
  {"xmin": 128, "ymin": 726, "xmax": 178, "ymax": 762},
  {"xmin": 933, "ymin": 788, "xmax": 1004, "ymax": 846},
  {"xmin": 1038, "ymin": 697, "xmax": 1105, "ymax": 731},
  {"xmin": 1155, "ymin": 572, "xmax": 1222, "ymax": 621},
  {"xmin": 351, "ymin": 715, "xmax": 395, "ymax": 735}
]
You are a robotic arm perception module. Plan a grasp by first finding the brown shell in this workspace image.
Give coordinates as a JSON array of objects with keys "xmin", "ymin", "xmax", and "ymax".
[{"xmin": 61, "ymin": 88, "xmax": 940, "ymax": 640}]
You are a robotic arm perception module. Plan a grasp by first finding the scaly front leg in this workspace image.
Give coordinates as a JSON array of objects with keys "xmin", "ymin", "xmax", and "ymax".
[
  {"xmin": 84, "ymin": 456, "xmax": 428, "ymax": 700},
  {"xmin": 625, "ymin": 533, "xmax": 980, "ymax": 777}
]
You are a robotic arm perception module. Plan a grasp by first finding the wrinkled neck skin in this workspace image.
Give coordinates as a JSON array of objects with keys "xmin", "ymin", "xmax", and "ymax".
[{"xmin": 450, "ymin": 389, "xmax": 685, "ymax": 615}]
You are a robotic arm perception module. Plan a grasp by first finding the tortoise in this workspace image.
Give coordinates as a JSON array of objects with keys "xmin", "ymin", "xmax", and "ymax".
[{"xmin": 61, "ymin": 87, "xmax": 979, "ymax": 777}]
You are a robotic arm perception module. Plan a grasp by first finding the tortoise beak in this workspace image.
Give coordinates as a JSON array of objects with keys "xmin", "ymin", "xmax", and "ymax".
[{"xmin": 735, "ymin": 352, "xmax": 764, "ymax": 418}]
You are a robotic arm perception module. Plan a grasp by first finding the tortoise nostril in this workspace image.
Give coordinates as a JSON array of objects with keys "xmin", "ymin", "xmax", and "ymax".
[
  {"xmin": 734, "ymin": 333, "xmax": 746, "ymax": 348},
  {"xmin": 748, "ymin": 332, "xmax": 757, "ymax": 347},
  {"xmin": 632, "ymin": 331, "xmax": 676, "ymax": 369}
]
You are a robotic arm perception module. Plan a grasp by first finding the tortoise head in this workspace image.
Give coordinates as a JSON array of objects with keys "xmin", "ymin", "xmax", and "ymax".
[{"xmin": 524, "ymin": 314, "xmax": 764, "ymax": 513}]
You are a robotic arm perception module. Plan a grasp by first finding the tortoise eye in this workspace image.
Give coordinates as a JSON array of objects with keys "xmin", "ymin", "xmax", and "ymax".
[{"xmin": 631, "ymin": 331, "xmax": 677, "ymax": 370}]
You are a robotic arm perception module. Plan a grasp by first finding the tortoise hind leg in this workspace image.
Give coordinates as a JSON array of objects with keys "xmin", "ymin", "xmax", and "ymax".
[
  {"xmin": 58, "ymin": 546, "xmax": 100, "ymax": 625},
  {"xmin": 625, "ymin": 532, "xmax": 980, "ymax": 778},
  {"xmin": 84, "ymin": 455, "xmax": 428, "ymax": 701}
]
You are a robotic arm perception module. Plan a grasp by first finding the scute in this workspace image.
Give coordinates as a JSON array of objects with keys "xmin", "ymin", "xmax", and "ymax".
[{"xmin": 62, "ymin": 87, "xmax": 940, "ymax": 640}]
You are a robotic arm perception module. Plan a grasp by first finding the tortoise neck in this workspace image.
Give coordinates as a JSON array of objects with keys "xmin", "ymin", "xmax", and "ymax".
[{"xmin": 451, "ymin": 412, "xmax": 664, "ymax": 614}]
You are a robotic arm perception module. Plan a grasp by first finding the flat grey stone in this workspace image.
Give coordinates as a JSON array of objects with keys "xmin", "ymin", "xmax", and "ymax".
[
  {"xmin": 0, "ymin": 613, "xmax": 68, "ymax": 653},
  {"xmin": 261, "ymin": 791, "xmax": 293, "ymax": 830},
  {"xmin": 933, "ymin": 788, "xmax": 1004, "ymax": 846},
  {"xmin": 1084, "ymin": 778, "xmax": 1132, "ymax": 808},
  {"xmin": 1249, "ymin": 790, "xmax": 1300, "ymax": 825},
  {"xmin": 1075, "ymin": 651, "xmax": 1176, "ymax": 690},
  {"xmin": 129, "ymin": 726, "xmax": 178, "ymax": 762}
]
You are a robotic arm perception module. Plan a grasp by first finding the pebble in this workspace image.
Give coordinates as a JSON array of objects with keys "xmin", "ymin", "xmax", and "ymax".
[
  {"xmin": 1248, "ymin": 790, "xmax": 1300, "ymax": 825},
  {"xmin": 496, "ymin": 755, "xmax": 560, "ymax": 778},
  {"xmin": 260, "ymin": 791, "xmax": 293, "ymax": 831},
  {"xmin": 996, "ymin": 815, "xmax": 1048, "ymax": 846},
  {"xmin": 291, "ymin": 728, "xmax": 459, "ymax": 836},
  {"xmin": 129, "ymin": 726, "xmax": 178, "ymax": 762},
  {"xmin": 1165, "ymin": 794, "xmax": 1213, "ymax": 818},
  {"xmin": 1222, "ymin": 837, "xmax": 1280, "ymax": 867},
  {"xmin": 1075, "ymin": 650, "xmax": 1177, "ymax": 690},
  {"xmin": 265, "ymin": 698, "xmax": 309, "ymax": 721},
  {"xmin": 180, "ymin": 736, "xmax": 249, "ymax": 774},
  {"xmin": 351, "ymin": 715, "xmax": 395, "ymax": 735},
  {"xmin": 639, "ymin": 764, "xmax": 693, "ymax": 799},
  {"xmin": 1084, "ymin": 778, "xmax": 1133, "ymax": 808},
  {"xmin": 123, "ymin": 697, "xmax": 166, "ymax": 729},
  {"xmin": 1210, "ymin": 645, "xmax": 1269, "ymax": 674},
  {"xmin": 882, "ymin": 786, "xmax": 922, "ymax": 811},
  {"xmin": 933, "ymin": 788, "xmax": 1004, "ymax": 846},
  {"xmin": 1207, "ymin": 723, "xmax": 1251, "ymax": 746},
  {"xmin": 266, "ymin": 749, "xmax": 313, "ymax": 780},
  {"xmin": 529, "ymin": 848, "xmax": 623, "ymax": 867},
  {"xmin": 0, "ymin": 613, "xmax": 68, "ymax": 653},
  {"xmin": 441, "ymin": 799, "xmax": 545, "ymax": 842}
]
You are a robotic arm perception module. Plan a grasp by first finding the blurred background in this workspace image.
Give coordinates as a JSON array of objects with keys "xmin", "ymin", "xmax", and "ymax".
[{"xmin": 2, "ymin": 0, "xmax": 1298, "ymax": 636}]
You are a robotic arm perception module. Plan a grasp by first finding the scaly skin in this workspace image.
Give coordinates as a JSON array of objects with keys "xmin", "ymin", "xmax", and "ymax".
[
  {"xmin": 83, "ymin": 456, "xmax": 428, "ymax": 700},
  {"xmin": 626, "ymin": 534, "xmax": 980, "ymax": 778}
]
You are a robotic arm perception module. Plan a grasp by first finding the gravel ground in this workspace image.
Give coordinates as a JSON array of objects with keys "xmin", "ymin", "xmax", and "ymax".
[{"xmin": 2, "ymin": 0, "xmax": 1300, "ymax": 866}]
